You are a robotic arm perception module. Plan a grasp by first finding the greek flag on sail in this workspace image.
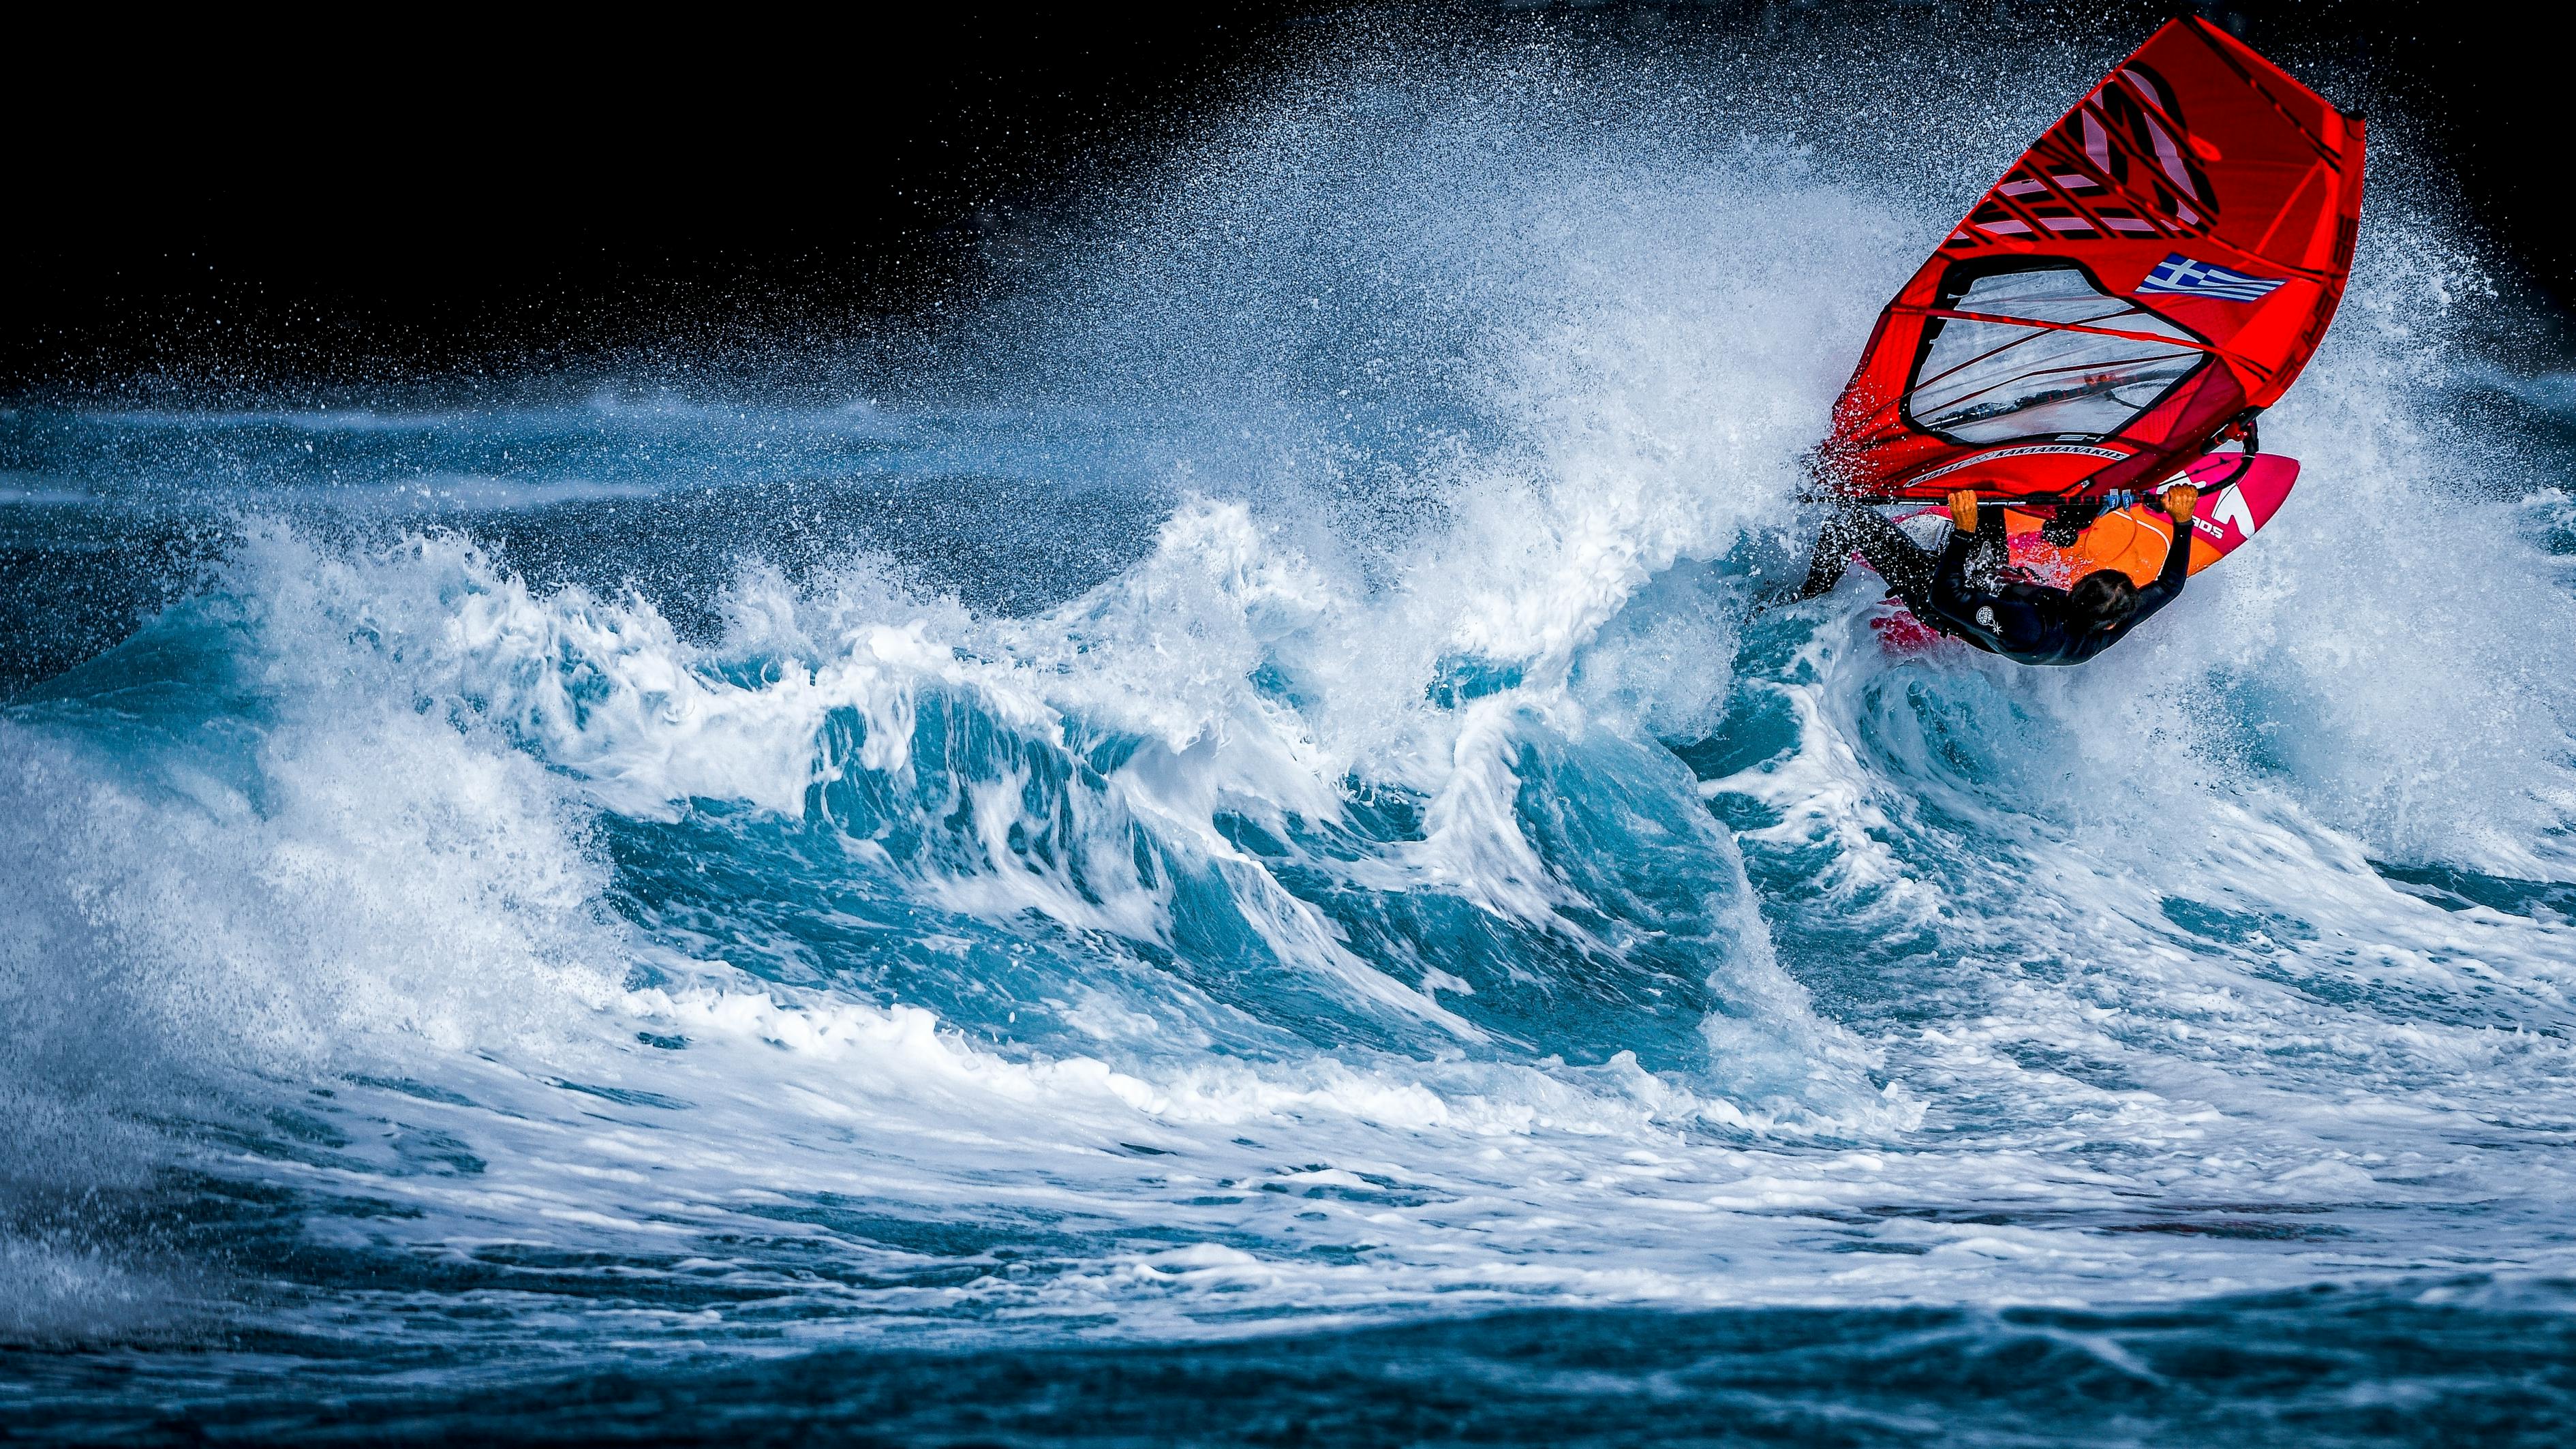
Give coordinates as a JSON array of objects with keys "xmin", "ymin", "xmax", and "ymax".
[{"xmin": 2136, "ymin": 254, "xmax": 2284, "ymax": 302}]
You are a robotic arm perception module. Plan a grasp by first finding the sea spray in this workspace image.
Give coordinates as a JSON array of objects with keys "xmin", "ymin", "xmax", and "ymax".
[{"xmin": 1, "ymin": 14, "xmax": 2573, "ymax": 1440}]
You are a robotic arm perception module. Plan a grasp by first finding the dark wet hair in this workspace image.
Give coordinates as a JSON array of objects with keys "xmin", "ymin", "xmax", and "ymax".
[{"xmin": 2068, "ymin": 569, "xmax": 2139, "ymax": 627}]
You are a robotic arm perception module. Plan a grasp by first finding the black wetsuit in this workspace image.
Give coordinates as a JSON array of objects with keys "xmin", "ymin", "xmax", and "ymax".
[{"xmin": 1796, "ymin": 502, "xmax": 2191, "ymax": 665}]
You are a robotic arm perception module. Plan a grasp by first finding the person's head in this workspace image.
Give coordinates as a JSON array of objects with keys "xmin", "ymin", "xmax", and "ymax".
[{"xmin": 2068, "ymin": 568, "xmax": 2140, "ymax": 630}]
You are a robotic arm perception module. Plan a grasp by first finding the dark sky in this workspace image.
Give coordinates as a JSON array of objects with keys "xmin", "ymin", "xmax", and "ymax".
[{"xmin": 5, "ymin": 1, "xmax": 2560, "ymax": 394}]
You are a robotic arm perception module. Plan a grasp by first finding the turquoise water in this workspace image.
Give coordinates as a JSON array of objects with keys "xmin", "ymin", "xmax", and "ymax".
[{"xmin": 7, "ymin": 30, "xmax": 2576, "ymax": 1446}]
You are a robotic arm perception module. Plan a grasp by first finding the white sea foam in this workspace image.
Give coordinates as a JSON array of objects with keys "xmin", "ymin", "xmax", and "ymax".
[{"xmin": 6, "ymin": 17, "xmax": 2576, "ymax": 1358}]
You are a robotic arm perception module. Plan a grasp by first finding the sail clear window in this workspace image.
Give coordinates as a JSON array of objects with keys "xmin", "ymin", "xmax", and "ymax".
[{"xmin": 1905, "ymin": 265, "xmax": 2203, "ymax": 444}]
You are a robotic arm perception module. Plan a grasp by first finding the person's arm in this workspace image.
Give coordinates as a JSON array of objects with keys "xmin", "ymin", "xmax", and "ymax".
[
  {"xmin": 2061, "ymin": 484, "xmax": 2204, "ymax": 663},
  {"xmin": 1927, "ymin": 488, "xmax": 2046, "ymax": 654},
  {"xmin": 2125, "ymin": 484, "xmax": 2201, "ymax": 624},
  {"xmin": 1928, "ymin": 488, "xmax": 1986, "ymax": 611}
]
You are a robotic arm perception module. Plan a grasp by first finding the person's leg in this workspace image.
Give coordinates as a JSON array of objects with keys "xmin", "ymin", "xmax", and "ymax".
[
  {"xmin": 1800, "ymin": 502, "xmax": 1937, "ymax": 603},
  {"xmin": 1795, "ymin": 507, "xmax": 1860, "ymax": 598}
]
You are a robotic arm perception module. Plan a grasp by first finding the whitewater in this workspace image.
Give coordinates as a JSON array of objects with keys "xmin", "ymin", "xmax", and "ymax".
[{"xmin": 7, "ymin": 22, "xmax": 2576, "ymax": 1446}]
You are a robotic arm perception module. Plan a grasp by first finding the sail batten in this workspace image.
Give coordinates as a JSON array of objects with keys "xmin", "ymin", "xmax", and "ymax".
[
  {"xmin": 1897, "ymin": 308, "xmax": 2231, "ymax": 356},
  {"xmin": 1822, "ymin": 15, "xmax": 2363, "ymax": 502}
]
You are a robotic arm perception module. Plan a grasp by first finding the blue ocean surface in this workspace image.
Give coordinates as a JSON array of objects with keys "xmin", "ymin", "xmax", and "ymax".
[{"xmin": 7, "ymin": 32, "xmax": 2576, "ymax": 1448}]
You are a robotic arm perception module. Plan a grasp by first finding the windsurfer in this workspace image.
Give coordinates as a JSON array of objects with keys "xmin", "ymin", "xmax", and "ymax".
[
  {"xmin": 1793, "ymin": 485, "xmax": 2200, "ymax": 665},
  {"xmin": 1768, "ymin": 14, "xmax": 2359, "ymax": 660}
]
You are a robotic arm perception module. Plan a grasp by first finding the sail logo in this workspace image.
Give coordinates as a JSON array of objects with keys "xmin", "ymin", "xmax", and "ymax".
[
  {"xmin": 2136, "ymin": 254, "xmax": 2284, "ymax": 302},
  {"xmin": 2172, "ymin": 483, "xmax": 2256, "ymax": 545},
  {"xmin": 2209, "ymin": 485, "xmax": 2258, "ymax": 536},
  {"xmin": 1912, "ymin": 442, "xmax": 2128, "ymax": 486}
]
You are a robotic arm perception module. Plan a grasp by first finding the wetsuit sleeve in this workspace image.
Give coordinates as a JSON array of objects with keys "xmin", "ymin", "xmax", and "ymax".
[
  {"xmin": 1928, "ymin": 526, "xmax": 2051, "ymax": 656},
  {"xmin": 1927, "ymin": 528, "xmax": 1978, "ymax": 610},
  {"xmin": 2131, "ymin": 515, "xmax": 2194, "ymax": 620}
]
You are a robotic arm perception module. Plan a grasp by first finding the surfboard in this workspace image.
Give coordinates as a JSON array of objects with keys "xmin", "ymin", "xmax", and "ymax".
[
  {"xmin": 2004, "ymin": 450, "xmax": 2298, "ymax": 586},
  {"xmin": 1816, "ymin": 16, "xmax": 2361, "ymax": 506},
  {"xmin": 1867, "ymin": 450, "xmax": 2297, "ymax": 650}
]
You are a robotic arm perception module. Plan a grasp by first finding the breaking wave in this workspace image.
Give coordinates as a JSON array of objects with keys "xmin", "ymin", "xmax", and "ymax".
[{"xmin": 5, "ymin": 14, "xmax": 2575, "ymax": 1439}]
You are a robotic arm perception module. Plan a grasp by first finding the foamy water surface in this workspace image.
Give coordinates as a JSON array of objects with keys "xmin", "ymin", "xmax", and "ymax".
[{"xmin": 6, "ymin": 20, "xmax": 2575, "ymax": 1446}]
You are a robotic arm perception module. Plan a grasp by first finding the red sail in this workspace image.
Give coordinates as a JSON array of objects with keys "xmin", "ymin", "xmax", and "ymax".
[{"xmin": 1820, "ymin": 16, "xmax": 2363, "ymax": 502}]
